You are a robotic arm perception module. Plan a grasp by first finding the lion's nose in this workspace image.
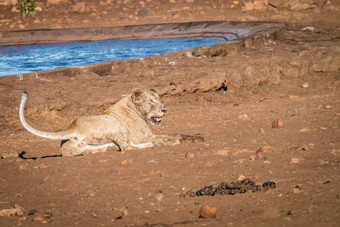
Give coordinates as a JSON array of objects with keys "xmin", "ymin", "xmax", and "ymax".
[{"xmin": 161, "ymin": 107, "xmax": 167, "ymax": 113}]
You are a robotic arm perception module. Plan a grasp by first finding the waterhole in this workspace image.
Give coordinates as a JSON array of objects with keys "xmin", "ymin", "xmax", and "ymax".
[{"xmin": 0, "ymin": 38, "xmax": 224, "ymax": 76}]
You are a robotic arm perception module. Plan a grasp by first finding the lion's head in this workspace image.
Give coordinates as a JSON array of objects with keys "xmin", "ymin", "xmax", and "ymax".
[{"xmin": 131, "ymin": 88, "xmax": 167, "ymax": 126}]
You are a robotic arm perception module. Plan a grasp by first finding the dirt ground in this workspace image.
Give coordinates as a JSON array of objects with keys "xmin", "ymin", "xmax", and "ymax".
[{"xmin": 0, "ymin": 0, "xmax": 340, "ymax": 226}]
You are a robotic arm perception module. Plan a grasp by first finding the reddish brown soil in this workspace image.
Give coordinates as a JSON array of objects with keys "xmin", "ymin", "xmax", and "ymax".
[{"xmin": 0, "ymin": 0, "xmax": 339, "ymax": 226}]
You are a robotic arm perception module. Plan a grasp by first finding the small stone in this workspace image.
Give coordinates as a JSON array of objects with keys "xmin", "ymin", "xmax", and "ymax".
[
  {"xmin": 238, "ymin": 114, "xmax": 249, "ymax": 120},
  {"xmin": 34, "ymin": 214, "xmax": 45, "ymax": 222},
  {"xmin": 120, "ymin": 159, "xmax": 133, "ymax": 166},
  {"xmin": 300, "ymin": 128, "xmax": 310, "ymax": 132},
  {"xmin": 325, "ymin": 105, "xmax": 332, "ymax": 109},
  {"xmin": 0, "ymin": 150, "xmax": 19, "ymax": 158},
  {"xmin": 301, "ymin": 83, "xmax": 309, "ymax": 88},
  {"xmin": 272, "ymin": 119, "xmax": 284, "ymax": 128},
  {"xmin": 290, "ymin": 158, "xmax": 301, "ymax": 164},
  {"xmin": 257, "ymin": 146, "xmax": 275, "ymax": 153},
  {"xmin": 317, "ymin": 159, "xmax": 329, "ymax": 165},
  {"xmin": 155, "ymin": 192, "xmax": 164, "ymax": 202},
  {"xmin": 149, "ymin": 170, "xmax": 162, "ymax": 176},
  {"xmin": 232, "ymin": 1, "xmax": 239, "ymax": 5},
  {"xmin": 72, "ymin": 2, "xmax": 86, "ymax": 13},
  {"xmin": 237, "ymin": 175, "xmax": 246, "ymax": 181},
  {"xmin": 199, "ymin": 205, "xmax": 216, "ymax": 219},
  {"xmin": 0, "ymin": 204, "xmax": 24, "ymax": 217},
  {"xmin": 293, "ymin": 188, "xmax": 302, "ymax": 193},
  {"xmin": 185, "ymin": 152, "xmax": 195, "ymax": 159}
]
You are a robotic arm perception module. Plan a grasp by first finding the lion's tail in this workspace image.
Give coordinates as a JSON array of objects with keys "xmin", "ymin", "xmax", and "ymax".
[{"xmin": 19, "ymin": 92, "xmax": 74, "ymax": 140}]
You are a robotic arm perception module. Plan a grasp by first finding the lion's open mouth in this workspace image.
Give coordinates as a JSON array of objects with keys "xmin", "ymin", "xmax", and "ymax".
[{"xmin": 151, "ymin": 116, "xmax": 162, "ymax": 125}]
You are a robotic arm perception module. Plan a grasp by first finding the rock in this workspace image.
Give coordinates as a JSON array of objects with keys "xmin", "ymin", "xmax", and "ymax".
[
  {"xmin": 324, "ymin": 105, "xmax": 332, "ymax": 109},
  {"xmin": 120, "ymin": 159, "xmax": 133, "ymax": 166},
  {"xmin": 268, "ymin": 0, "xmax": 285, "ymax": 7},
  {"xmin": 0, "ymin": 150, "xmax": 19, "ymax": 158},
  {"xmin": 257, "ymin": 146, "xmax": 275, "ymax": 153},
  {"xmin": 290, "ymin": 157, "xmax": 301, "ymax": 164},
  {"xmin": 301, "ymin": 83, "xmax": 309, "ymax": 88},
  {"xmin": 199, "ymin": 205, "xmax": 216, "ymax": 218},
  {"xmin": 155, "ymin": 191, "xmax": 164, "ymax": 202},
  {"xmin": 293, "ymin": 187, "xmax": 302, "ymax": 193},
  {"xmin": 272, "ymin": 119, "xmax": 284, "ymax": 128},
  {"xmin": 0, "ymin": 204, "xmax": 24, "ymax": 216},
  {"xmin": 238, "ymin": 114, "xmax": 250, "ymax": 120},
  {"xmin": 72, "ymin": 2, "xmax": 86, "ymax": 13},
  {"xmin": 317, "ymin": 159, "xmax": 329, "ymax": 165},
  {"xmin": 216, "ymin": 149, "xmax": 241, "ymax": 156}
]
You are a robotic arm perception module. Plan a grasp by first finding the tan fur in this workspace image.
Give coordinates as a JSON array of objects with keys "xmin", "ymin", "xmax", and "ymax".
[{"xmin": 19, "ymin": 88, "xmax": 204, "ymax": 156}]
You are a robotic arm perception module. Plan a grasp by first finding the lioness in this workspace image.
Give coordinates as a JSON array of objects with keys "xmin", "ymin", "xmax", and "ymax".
[{"xmin": 19, "ymin": 88, "xmax": 204, "ymax": 156}]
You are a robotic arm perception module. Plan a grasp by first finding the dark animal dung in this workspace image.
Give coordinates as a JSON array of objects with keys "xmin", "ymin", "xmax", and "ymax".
[{"xmin": 191, "ymin": 178, "xmax": 276, "ymax": 197}]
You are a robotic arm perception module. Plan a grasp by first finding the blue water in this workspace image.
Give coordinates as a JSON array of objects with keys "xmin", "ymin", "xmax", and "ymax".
[{"xmin": 0, "ymin": 38, "xmax": 224, "ymax": 76}]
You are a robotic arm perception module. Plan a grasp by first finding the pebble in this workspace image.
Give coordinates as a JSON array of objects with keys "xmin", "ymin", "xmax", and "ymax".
[
  {"xmin": 258, "ymin": 146, "xmax": 275, "ymax": 153},
  {"xmin": 120, "ymin": 159, "xmax": 133, "ymax": 166},
  {"xmin": 199, "ymin": 205, "xmax": 216, "ymax": 219},
  {"xmin": 185, "ymin": 152, "xmax": 195, "ymax": 159},
  {"xmin": 72, "ymin": 2, "xmax": 86, "ymax": 13},
  {"xmin": 238, "ymin": 114, "xmax": 250, "ymax": 120},
  {"xmin": 290, "ymin": 157, "xmax": 301, "ymax": 164},
  {"xmin": 299, "ymin": 128, "xmax": 310, "ymax": 132},
  {"xmin": 155, "ymin": 192, "xmax": 164, "ymax": 202},
  {"xmin": 325, "ymin": 105, "xmax": 332, "ymax": 109},
  {"xmin": 272, "ymin": 119, "xmax": 284, "ymax": 128},
  {"xmin": 301, "ymin": 83, "xmax": 309, "ymax": 88},
  {"xmin": 0, "ymin": 150, "xmax": 19, "ymax": 158}
]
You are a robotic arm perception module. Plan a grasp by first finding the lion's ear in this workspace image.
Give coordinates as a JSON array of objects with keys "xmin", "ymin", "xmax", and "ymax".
[{"xmin": 131, "ymin": 88, "xmax": 144, "ymax": 103}]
